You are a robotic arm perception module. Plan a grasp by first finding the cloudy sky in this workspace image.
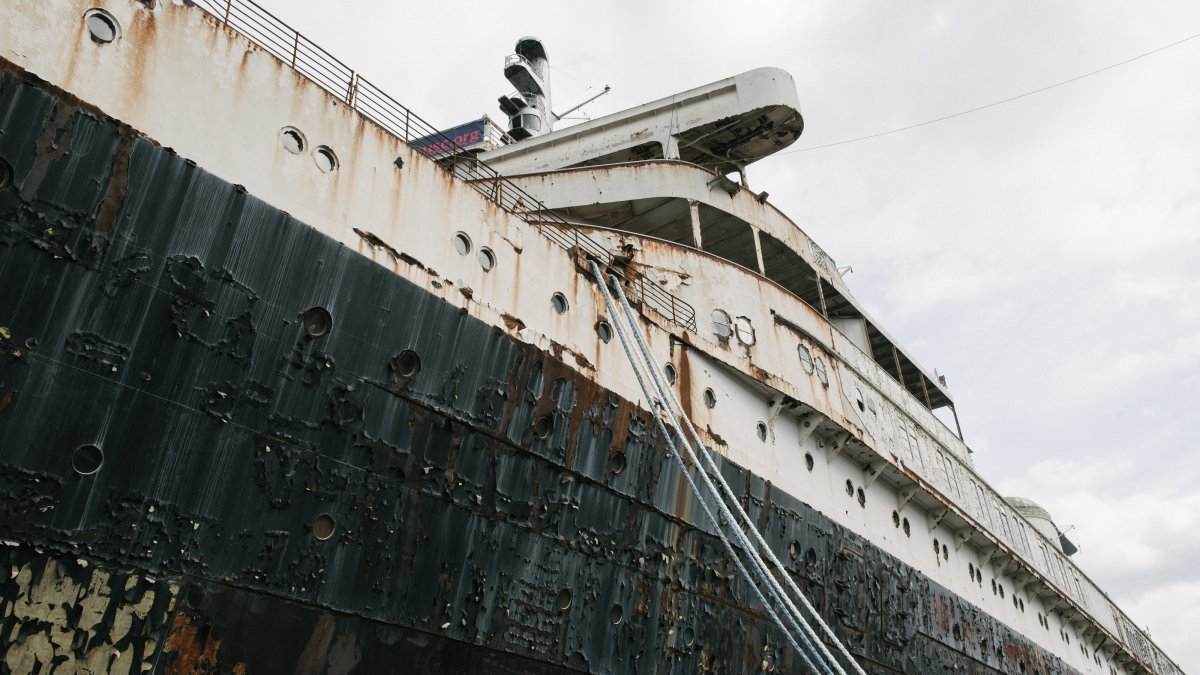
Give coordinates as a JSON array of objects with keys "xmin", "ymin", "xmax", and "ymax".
[{"xmin": 251, "ymin": 1, "xmax": 1200, "ymax": 669}]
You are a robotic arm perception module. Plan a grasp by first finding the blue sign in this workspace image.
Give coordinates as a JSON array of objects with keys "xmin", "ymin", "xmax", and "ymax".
[{"xmin": 412, "ymin": 119, "xmax": 488, "ymax": 157}]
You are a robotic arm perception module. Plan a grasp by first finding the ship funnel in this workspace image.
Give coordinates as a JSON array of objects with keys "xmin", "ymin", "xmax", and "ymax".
[{"xmin": 498, "ymin": 37, "xmax": 551, "ymax": 140}]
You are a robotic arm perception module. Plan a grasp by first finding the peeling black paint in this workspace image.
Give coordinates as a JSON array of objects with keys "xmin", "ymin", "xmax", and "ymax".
[{"xmin": 0, "ymin": 68, "xmax": 1091, "ymax": 674}]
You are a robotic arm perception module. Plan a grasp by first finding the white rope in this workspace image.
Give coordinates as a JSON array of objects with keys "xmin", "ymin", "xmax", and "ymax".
[
  {"xmin": 591, "ymin": 262, "xmax": 835, "ymax": 674},
  {"xmin": 602, "ymin": 265, "xmax": 868, "ymax": 675}
]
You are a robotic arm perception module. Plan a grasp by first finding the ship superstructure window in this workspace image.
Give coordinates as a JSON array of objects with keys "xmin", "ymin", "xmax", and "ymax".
[
  {"xmin": 551, "ymin": 292, "xmax": 569, "ymax": 315},
  {"xmin": 814, "ymin": 357, "xmax": 829, "ymax": 387},
  {"xmin": 664, "ymin": 363, "xmax": 677, "ymax": 384},
  {"xmin": 84, "ymin": 9, "xmax": 120, "ymax": 44},
  {"xmin": 798, "ymin": 344, "xmax": 814, "ymax": 374},
  {"xmin": 734, "ymin": 316, "xmax": 755, "ymax": 345},
  {"xmin": 703, "ymin": 388, "xmax": 717, "ymax": 408},
  {"xmin": 755, "ymin": 422, "xmax": 767, "ymax": 441},
  {"xmin": 312, "ymin": 514, "xmax": 336, "ymax": 541},
  {"xmin": 453, "ymin": 232, "xmax": 472, "ymax": 256},
  {"xmin": 478, "ymin": 247, "xmax": 496, "ymax": 271},
  {"xmin": 314, "ymin": 146, "xmax": 338, "ymax": 173},
  {"xmin": 711, "ymin": 309, "xmax": 732, "ymax": 338},
  {"xmin": 280, "ymin": 127, "xmax": 306, "ymax": 154}
]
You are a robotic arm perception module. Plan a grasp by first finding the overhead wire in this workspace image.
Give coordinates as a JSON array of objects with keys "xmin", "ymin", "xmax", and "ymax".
[{"xmin": 695, "ymin": 28, "xmax": 1200, "ymax": 166}]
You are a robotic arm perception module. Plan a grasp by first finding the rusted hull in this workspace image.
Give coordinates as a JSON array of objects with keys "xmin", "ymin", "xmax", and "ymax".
[{"xmin": 0, "ymin": 68, "xmax": 1076, "ymax": 674}]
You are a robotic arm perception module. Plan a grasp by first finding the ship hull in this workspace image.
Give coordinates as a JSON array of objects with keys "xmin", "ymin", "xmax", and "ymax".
[{"xmin": 0, "ymin": 66, "xmax": 1076, "ymax": 674}]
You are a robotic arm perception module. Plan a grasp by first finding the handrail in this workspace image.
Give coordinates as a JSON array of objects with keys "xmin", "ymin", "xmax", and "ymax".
[{"xmin": 190, "ymin": 0, "xmax": 697, "ymax": 334}]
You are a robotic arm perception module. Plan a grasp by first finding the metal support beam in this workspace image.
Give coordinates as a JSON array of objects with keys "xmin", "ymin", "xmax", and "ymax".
[
  {"xmin": 863, "ymin": 463, "xmax": 883, "ymax": 489},
  {"xmin": 928, "ymin": 508, "xmax": 949, "ymax": 531},
  {"xmin": 688, "ymin": 199, "xmax": 702, "ymax": 249},
  {"xmin": 826, "ymin": 432, "xmax": 851, "ymax": 464},
  {"xmin": 897, "ymin": 486, "xmax": 918, "ymax": 511}
]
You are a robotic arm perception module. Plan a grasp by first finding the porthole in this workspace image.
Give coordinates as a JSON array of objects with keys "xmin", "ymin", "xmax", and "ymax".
[
  {"xmin": 854, "ymin": 387, "xmax": 865, "ymax": 412},
  {"xmin": 711, "ymin": 309, "xmax": 732, "ymax": 338},
  {"xmin": 389, "ymin": 350, "xmax": 421, "ymax": 379},
  {"xmin": 814, "ymin": 357, "xmax": 829, "ymax": 387},
  {"xmin": 969, "ymin": 562, "xmax": 975, "ymax": 579},
  {"xmin": 551, "ymin": 292, "xmax": 569, "ymax": 315},
  {"xmin": 313, "ymin": 146, "xmax": 338, "ymax": 173},
  {"xmin": 892, "ymin": 510, "xmax": 900, "ymax": 528},
  {"xmin": 596, "ymin": 321, "xmax": 613, "ymax": 343},
  {"xmin": 902, "ymin": 518, "xmax": 911, "ymax": 536},
  {"xmin": 452, "ymin": 231, "xmax": 473, "ymax": 256},
  {"xmin": 804, "ymin": 548, "xmax": 817, "ymax": 569},
  {"xmin": 84, "ymin": 9, "xmax": 120, "ymax": 45},
  {"xmin": 942, "ymin": 543, "xmax": 949, "ymax": 560},
  {"xmin": 0, "ymin": 157, "xmax": 12, "ymax": 191},
  {"xmin": 608, "ymin": 451, "xmax": 627, "ymax": 475},
  {"xmin": 804, "ymin": 453, "xmax": 814, "ymax": 472},
  {"xmin": 609, "ymin": 604, "xmax": 623, "ymax": 625},
  {"xmin": 71, "ymin": 444, "xmax": 104, "ymax": 476},
  {"xmin": 788, "ymin": 541, "xmax": 801, "ymax": 560},
  {"xmin": 702, "ymin": 388, "xmax": 716, "ymax": 409},
  {"xmin": 478, "ymin": 247, "xmax": 496, "ymax": 272},
  {"xmin": 755, "ymin": 421, "xmax": 767, "ymax": 442},
  {"xmin": 556, "ymin": 589, "xmax": 572, "ymax": 610},
  {"xmin": 312, "ymin": 513, "xmax": 336, "ymax": 541},
  {"xmin": 533, "ymin": 415, "xmax": 554, "ymax": 440},
  {"xmin": 798, "ymin": 344, "xmax": 814, "ymax": 374},
  {"xmin": 856, "ymin": 487, "xmax": 866, "ymax": 508},
  {"xmin": 991, "ymin": 579, "xmax": 998, "ymax": 595},
  {"xmin": 845, "ymin": 479, "xmax": 854, "ymax": 496},
  {"xmin": 664, "ymin": 363, "xmax": 677, "ymax": 384},
  {"xmin": 299, "ymin": 306, "xmax": 332, "ymax": 338},
  {"xmin": 998, "ymin": 584, "xmax": 1005, "ymax": 599},
  {"xmin": 933, "ymin": 539, "xmax": 941, "ymax": 555},
  {"xmin": 682, "ymin": 626, "xmax": 695, "ymax": 647},
  {"xmin": 733, "ymin": 316, "xmax": 755, "ymax": 345},
  {"xmin": 280, "ymin": 127, "xmax": 306, "ymax": 154}
]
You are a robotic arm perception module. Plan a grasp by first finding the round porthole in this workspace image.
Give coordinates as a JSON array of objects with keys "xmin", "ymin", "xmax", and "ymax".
[
  {"xmin": 533, "ymin": 414, "xmax": 554, "ymax": 440},
  {"xmin": 280, "ymin": 127, "xmax": 306, "ymax": 154},
  {"xmin": 550, "ymin": 292, "xmax": 569, "ymax": 315},
  {"xmin": 608, "ymin": 451, "xmax": 627, "ymax": 475},
  {"xmin": 478, "ymin": 247, "xmax": 496, "ymax": 271},
  {"xmin": 313, "ymin": 146, "xmax": 338, "ymax": 173},
  {"xmin": 0, "ymin": 157, "xmax": 12, "ymax": 191},
  {"xmin": 556, "ymin": 589, "xmax": 572, "ymax": 610},
  {"xmin": 755, "ymin": 421, "xmax": 767, "ymax": 442},
  {"xmin": 312, "ymin": 514, "xmax": 336, "ymax": 541},
  {"xmin": 856, "ymin": 487, "xmax": 865, "ymax": 507},
  {"xmin": 854, "ymin": 388, "xmax": 865, "ymax": 412},
  {"xmin": 892, "ymin": 510, "xmax": 901, "ymax": 528},
  {"xmin": 389, "ymin": 350, "xmax": 421, "ymax": 378},
  {"xmin": 71, "ymin": 444, "xmax": 104, "ymax": 476},
  {"xmin": 814, "ymin": 357, "xmax": 829, "ymax": 387},
  {"xmin": 902, "ymin": 518, "xmax": 911, "ymax": 536},
  {"xmin": 299, "ymin": 306, "xmax": 332, "ymax": 338},
  {"xmin": 452, "ymin": 232, "xmax": 472, "ymax": 256},
  {"xmin": 596, "ymin": 321, "xmax": 613, "ymax": 343},
  {"xmin": 609, "ymin": 604, "xmax": 623, "ymax": 625},
  {"xmin": 788, "ymin": 540, "xmax": 801, "ymax": 560},
  {"xmin": 804, "ymin": 452, "xmax": 814, "ymax": 472},
  {"xmin": 84, "ymin": 9, "xmax": 120, "ymax": 45},
  {"xmin": 798, "ymin": 344, "xmax": 814, "ymax": 374},
  {"xmin": 702, "ymin": 388, "xmax": 716, "ymax": 409},
  {"xmin": 664, "ymin": 363, "xmax": 677, "ymax": 384},
  {"xmin": 845, "ymin": 479, "xmax": 854, "ymax": 496}
]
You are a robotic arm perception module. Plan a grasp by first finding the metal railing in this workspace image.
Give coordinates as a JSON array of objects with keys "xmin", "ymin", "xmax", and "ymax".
[{"xmin": 191, "ymin": 0, "xmax": 697, "ymax": 333}]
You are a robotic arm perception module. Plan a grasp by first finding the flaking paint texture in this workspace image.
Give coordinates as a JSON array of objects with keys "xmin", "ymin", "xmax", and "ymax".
[{"xmin": 0, "ymin": 68, "xmax": 1083, "ymax": 674}]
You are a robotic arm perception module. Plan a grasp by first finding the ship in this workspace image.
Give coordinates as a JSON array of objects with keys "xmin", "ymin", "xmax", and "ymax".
[{"xmin": 0, "ymin": 1, "xmax": 1186, "ymax": 673}]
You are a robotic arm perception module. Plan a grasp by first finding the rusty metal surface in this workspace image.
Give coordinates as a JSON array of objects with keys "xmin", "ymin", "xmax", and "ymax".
[{"xmin": 0, "ymin": 68, "xmax": 1092, "ymax": 674}]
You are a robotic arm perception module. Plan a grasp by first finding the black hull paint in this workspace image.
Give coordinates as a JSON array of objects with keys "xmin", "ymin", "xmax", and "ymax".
[{"xmin": 0, "ymin": 67, "xmax": 1076, "ymax": 674}]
